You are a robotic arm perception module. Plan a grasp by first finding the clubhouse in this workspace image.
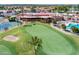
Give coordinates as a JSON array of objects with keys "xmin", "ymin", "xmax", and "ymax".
[{"xmin": 16, "ymin": 13, "xmax": 64, "ymax": 23}]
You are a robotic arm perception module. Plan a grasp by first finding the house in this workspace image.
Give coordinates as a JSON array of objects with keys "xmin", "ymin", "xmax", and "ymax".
[{"xmin": 0, "ymin": 10, "xmax": 16, "ymax": 16}]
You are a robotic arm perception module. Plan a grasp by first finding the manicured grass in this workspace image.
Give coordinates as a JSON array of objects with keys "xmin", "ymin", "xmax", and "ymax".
[
  {"xmin": 0, "ymin": 45, "xmax": 12, "ymax": 55},
  {"xmin": 0, "ymin": 27, "xmax": 35, "ymax": 55},
  {"xmin": 24, "ymin": 23, "xmax": 76, "ymax": 55},
  {"xmin": 0, "ymin": 22, "xmax": 78, "ymax": 55},
  {"xmin": 0, "ymin": 41, "xmax": 16, "ymax": 55},
  {"xmin": 64, "ymin": 34, "xmax": 79, "ymax": 54}
]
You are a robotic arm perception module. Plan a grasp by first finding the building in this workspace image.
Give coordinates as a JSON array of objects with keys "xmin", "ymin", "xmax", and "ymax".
[
  {"xmin": 16, "ymin": 13, "xmax": 64, "ymax": 23},
  {"xmin": 0, "ymin": 10, "xmax": 16, "ymax": 16}
]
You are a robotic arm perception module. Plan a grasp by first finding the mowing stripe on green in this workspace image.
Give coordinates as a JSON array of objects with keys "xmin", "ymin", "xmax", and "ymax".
[
  {"xmin": 24, "ymin": 23, "xmax": 76, "ymax": 55},
  {"xmin": 0, "ymin": 45, "xmax": 12, "ymax": 55},
  {"xmin": 0, "ymin": 41, "xmax": 16, "ymax": 55}
]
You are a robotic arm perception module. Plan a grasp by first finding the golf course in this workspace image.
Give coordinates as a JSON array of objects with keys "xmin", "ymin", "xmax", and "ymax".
[
  {"xmin": 0, "ymin": 22, "xmax": 77, "ymax": 55},
  {"xmin": 0, "ymin": 41, "xmax": 16, "ymax": 55},
  {"xmin": 24, "ymin": 23, "xmax": 76, "ymax": 54}
]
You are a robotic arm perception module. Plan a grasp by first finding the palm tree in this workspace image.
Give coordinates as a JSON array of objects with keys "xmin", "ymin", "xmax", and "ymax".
[{"xmin": 29, "ymin": 36, "xmax": 42, "ymax": 54}]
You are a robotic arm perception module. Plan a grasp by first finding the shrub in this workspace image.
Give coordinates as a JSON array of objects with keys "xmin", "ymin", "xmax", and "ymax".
[
  {"xmin": 52, "ymin": 20, "xmax": 57, "ymax": 24},
  {"xmin": 61, "ymin": 24, "xmax": 66, "ymax": 30},
  {"xmin": 9, "ymin": 17, "xmax": 16, "ymax": 22},
  {"xmin": 71, "ymin": 27, "xmax": 79, "ymax": 33}
]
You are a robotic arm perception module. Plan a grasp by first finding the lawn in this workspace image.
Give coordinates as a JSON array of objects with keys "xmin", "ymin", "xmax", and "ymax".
[
  {"xmin": 0, "ymin": 45, "xmax": 12, "ymax": 55},
  {"xmin": 24, "ymin": 22, "xmax": 76, "ymax": 55},
  {"xmin": 0, "ymin": 41, "xmax": 16, "ymax": 55},
  {"xmin": 0, "ymin": 27, "xmax": 35, "ymax": 55},
  {"xmin": 64, "ymin": 34, "xmax": 79, "ymax": 54},
  {"xmin": 0, "ymin": 22, "xmax": 78, "ymax": 55}
]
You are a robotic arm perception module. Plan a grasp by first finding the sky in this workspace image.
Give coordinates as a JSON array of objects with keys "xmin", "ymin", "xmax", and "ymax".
[{"xmin": 0, "ymin": 0, "xmax": 79, "ymax": 4}]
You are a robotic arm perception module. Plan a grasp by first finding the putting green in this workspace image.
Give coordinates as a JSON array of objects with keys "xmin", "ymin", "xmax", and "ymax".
[{"xmin": 24, "ymin": 23, "xmax": 76, "ymax": 54}]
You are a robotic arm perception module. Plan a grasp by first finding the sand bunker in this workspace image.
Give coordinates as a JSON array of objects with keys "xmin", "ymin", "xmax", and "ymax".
[{"xmin": 3, "ymin": 35, "xmax": 19, "ymax": 42}]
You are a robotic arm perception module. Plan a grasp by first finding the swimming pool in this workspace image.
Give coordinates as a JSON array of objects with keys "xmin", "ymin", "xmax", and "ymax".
[
  {"xmin": 0, "ymin": 22, "xmax": 19, "ymax": 31},
  {"xmin": 66, "ymin": 23, "xmax": 79, "ymax": 31}
]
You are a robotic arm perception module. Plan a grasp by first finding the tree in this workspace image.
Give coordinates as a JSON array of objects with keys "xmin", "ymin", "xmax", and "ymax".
[
  {"xmin": 54, "ymin": 6, "xmax": 70, "ymax": 13},
  {"xmin": 61, "ymin": 24, "xmax": 66, "ymax": 30},
  {"xmin": 31, "ymin": 6, "xmax": 36, "ymax": 12},
  {"xmin": 71, "ymin": 26, "xmax": 79, "ymax": 33},
  {"xmin": 31, "ymin": 8, "xmax": 36, "ymax": 12},
  {"xmin": 52, "ymin": 20, "xmax": 57, "ymax": 24},
  {"xmin": 46, "ymin": 18, "xmax": 52, "ymax": 23},
  {"xmin": 0, "ymin": 6, "xmax": 6, "ymax": 10},
  {"xmin": 9, "ymin": 16, "xmax": 16, "ymax": 22},
  {"xmin": 29, "ymin": 36, "xmax": 42, "ymax": 54}
]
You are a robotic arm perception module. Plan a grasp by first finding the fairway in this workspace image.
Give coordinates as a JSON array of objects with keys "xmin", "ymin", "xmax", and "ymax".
[
  {"xmin": 0, "ymin": 45, "xmax": 12, "ymax": 55},
  {"xmin": 24, "ymin": 23, "xmax": 76, "ymax": 54},
  {"xmin": 0, "ymin": 41, "xmax": 16, "ymax": 55},
  {"xmin": 0, "ymin": 27, "xmax": 35, "ymax": 55}
]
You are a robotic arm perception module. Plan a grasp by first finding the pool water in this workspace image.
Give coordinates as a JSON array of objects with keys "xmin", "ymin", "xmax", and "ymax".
[
  {"xmin": 0, "ymin": 22, "xmax": 19, "ymax": 31},
  {"xmin": 66, "ymin": 23, "xmax": 79, "ymax": 31}
]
